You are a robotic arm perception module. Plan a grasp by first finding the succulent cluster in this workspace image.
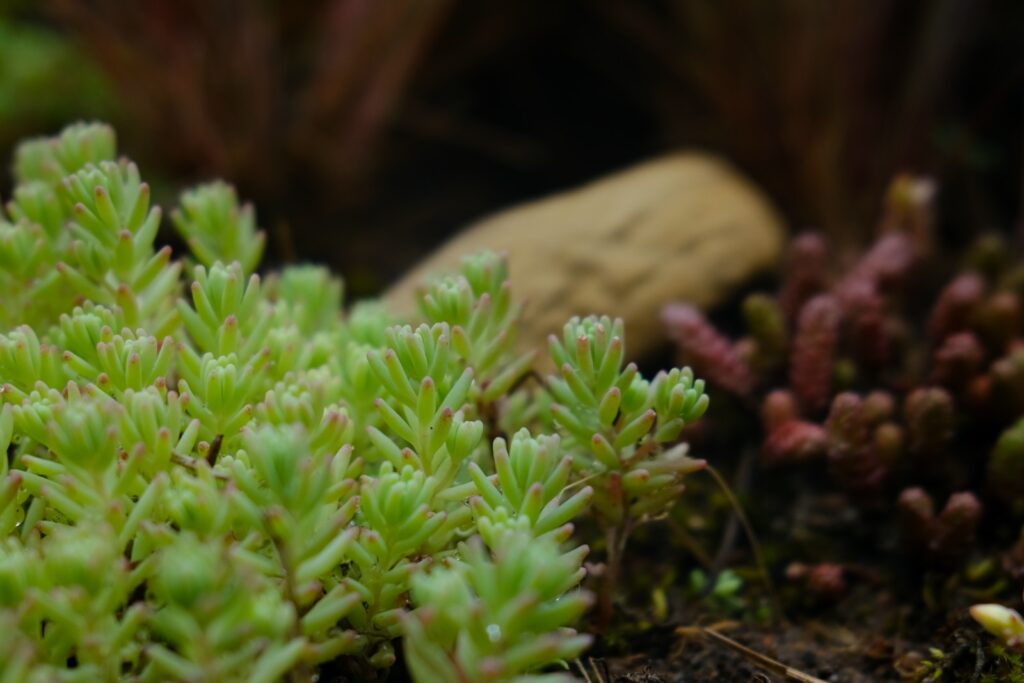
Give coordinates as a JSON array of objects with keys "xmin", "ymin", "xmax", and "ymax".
[
  {"xmin": 663, "ymin": 176, "xmax": 1024, "ymax": 646},
  {"xmin": 0, "ymin": 122, "xmax": 709, "ymax": 681}
]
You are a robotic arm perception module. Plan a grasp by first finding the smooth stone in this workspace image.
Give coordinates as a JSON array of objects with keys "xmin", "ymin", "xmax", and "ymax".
[{"xmin": 386, "ymin": 153, "xmax": 786, "ymax": 359}]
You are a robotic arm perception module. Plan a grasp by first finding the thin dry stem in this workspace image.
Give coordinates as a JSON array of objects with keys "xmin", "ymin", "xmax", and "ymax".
[{"xmin": 705, "ymin": 464, "xmax": 782, "ymax": 622}]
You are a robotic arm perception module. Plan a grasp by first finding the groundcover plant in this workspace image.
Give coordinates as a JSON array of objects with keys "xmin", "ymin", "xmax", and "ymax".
[
  {"xmin": 0, "ymin": 123, "xmax": 709, "ymax": 682},
  {"xmin": 663, "ymin": 177, "xmax": 1024, "ymax": 664}
]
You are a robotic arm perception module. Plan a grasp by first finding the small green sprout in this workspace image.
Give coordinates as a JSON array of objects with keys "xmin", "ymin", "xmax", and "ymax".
[
  {"xmin": 418, "ymin": 251, "xmax": 535, "ymax": 406},
  {"xmin": 13, "ymin": 122, "xmax": 117, "ymax": 186},
  {"xmin": 171, "ymin": 181, "xmax": 265, "ymax": 275},
  {"xmin": 469, "ymin": 429, "xmax": 593, "ymax": 545},
  {"xmin": 403, "ymin": 529, "xmax": 592, "ymax": 683}
]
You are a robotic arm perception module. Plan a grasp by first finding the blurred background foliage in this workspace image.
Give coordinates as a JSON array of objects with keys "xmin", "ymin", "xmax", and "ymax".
[{"xmin": 1, "ymin": 0, "xmax": 1022, "ymax": 296}]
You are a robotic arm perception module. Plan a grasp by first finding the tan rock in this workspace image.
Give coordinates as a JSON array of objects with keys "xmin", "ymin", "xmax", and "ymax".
[{"xmin": 386, "ymin": 153, "xmax": 786, "ymax": 359}]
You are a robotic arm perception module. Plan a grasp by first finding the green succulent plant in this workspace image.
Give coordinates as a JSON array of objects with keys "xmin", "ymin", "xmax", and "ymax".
[
  {"xmin": 0, "ymin": 122, "xmax": 710, "ymax": 681},
  {"xmin": 404, "ymin": 528, "xmax": 592, "ymax": 683},
  {"xmin": 546, "ymin": 315, "xmax": 709, "ymax": 625}
]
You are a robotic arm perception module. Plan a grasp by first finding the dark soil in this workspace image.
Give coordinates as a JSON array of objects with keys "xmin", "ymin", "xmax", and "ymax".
[
  {"xmin": 590, "ymin": 587, "xmax": 975, "ymax": 682},
  {"xmin": 562, "ymin": 429, "xmax": 1018, "ymax": 683}
]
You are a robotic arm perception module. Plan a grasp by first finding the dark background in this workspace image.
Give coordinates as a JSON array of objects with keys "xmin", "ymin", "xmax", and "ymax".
[{"xmin": 2, "ymin": 0, "xmax": 1022, "ymax": 296}]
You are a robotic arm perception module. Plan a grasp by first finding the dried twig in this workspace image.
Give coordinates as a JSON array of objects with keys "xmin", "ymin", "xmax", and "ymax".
[
  {"xmin": 678, "ymin": 625, "xmax": 828, "ymax": 683},
  {"xmin": 705, "ymin": 459, "xmax": 783, "ymax": 622}
]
